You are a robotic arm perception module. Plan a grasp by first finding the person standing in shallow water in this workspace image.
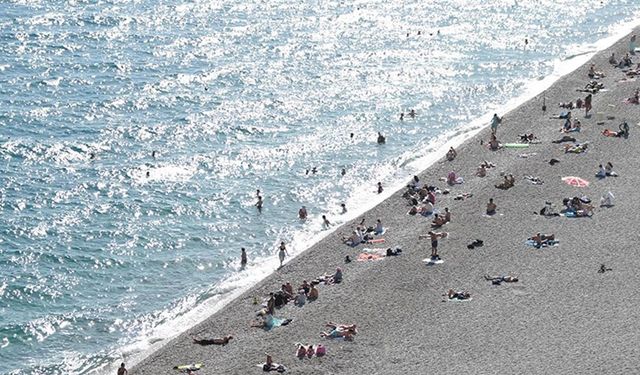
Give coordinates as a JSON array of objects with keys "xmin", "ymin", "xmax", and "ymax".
[
  {"xmin": 117, "ymin": 363, "xmax": 128, "ymax": 375},
  {"xmin": 240, "ymin": 248, "xmax": 247, "ymax": 268},
  {"xmin": 490, "ymin": 113, "xmax": 502, "ymax": 135},
  {"xmin": 299, "ymin": 206, "xmax": 308, "ymax": 220},
  {"xmin": 277, "ymin": 241, "xmax": 288, "ymax": 268},
  {"xmin": 256, "ymin": 195, "xmax": 263, "ymax": 213},
  {"xmin": 377, "ymin": 132, "xmax": 386, "ymax": 144},
  {"xmin": 377, "ymin": 182, "xmax": 383, "ymax": 194}
]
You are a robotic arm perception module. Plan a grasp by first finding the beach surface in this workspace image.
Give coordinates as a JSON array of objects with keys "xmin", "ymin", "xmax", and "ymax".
[{"xmin": 128, "ymin": 28, "xmax": 640, "ymax": 375}]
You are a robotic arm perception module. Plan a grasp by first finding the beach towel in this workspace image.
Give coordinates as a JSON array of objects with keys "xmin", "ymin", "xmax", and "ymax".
[
  {"xmin": 423, "ymin": 257, "xmax": 444, "ymax": 265},
  {"xmin": 525, "ymin": 239, "xmax": 559, "ymax": 248}
]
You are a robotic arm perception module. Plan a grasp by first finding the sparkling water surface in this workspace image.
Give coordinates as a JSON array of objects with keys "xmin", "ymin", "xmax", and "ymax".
[{"xmin": 1, "ymin": 0, "xmax": 639, "ymax": 373}]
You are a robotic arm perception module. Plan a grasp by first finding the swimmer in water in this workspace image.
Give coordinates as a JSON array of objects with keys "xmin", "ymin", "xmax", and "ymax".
[
  {"xmin": 341, "ymin": 203, "xmax": 347, "ymax": 214},
  {"xmin": 322, "ymin": 215, "xmax": 331, "ymax": 228},
  {"xmin": 377, "ymin": 132, "xmax": 386, "ymax": 144},
  {"xmin": 152, "ymin": 150, "xmax": 157, "ymax": 159},
  {"xmin": 409, "ymin": 109, "xmax": 416, "ymax": 118},
  {"xmin": 341, "ymin": 168, "xmax": 346, "ymax": 176},
  {"xmin": 299, "ymin": 206, "xmax": 308, "ymax": 220}
]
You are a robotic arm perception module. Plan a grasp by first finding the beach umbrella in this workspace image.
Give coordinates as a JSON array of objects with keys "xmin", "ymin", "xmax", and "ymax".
[{"xmin": 561, "ymin": 176, "xmax": 590, "ymax": 187}]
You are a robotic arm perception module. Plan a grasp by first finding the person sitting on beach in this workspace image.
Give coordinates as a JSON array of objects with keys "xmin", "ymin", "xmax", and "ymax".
[
  {"xmin": 330, "ymin": 267, "xmax": 343, "ymax": 284},
  {"xmin": 422, "ymin": 200, "xmax": 434, "ymax": 215},
  {"xmin": 609, "ymin": 52, "xmax": 618, "ymax": 65},
  {"xmin": 446, "ymin": 147, "xmax": 457, "ymax": 161},
  {"xmin": 530, "ymin": 233, "xmax": 555, "ymax": 247},
  {"xmin": 605, "ymin": 162, "xmax": 617, "ymax": 176},
  {"xmin": 558, "ymin": 101, "xmax": 574, "ymax": 109},
  {"xmin": 192, "ymin": 335, "xmax": 233, "ymax": 346},
  {"xmin": 618, "ymin": 53, "xmax": 633, "ymax": 68},
  {"xmin": 476, "ymin": 164, "xmax": 487, "ymax": 177},
  {"xmin": 596, "ymin": 164, "xmax": 607, "ymax": 178},
  {"xmin": 447, "ymin": 289, "xmax": 471, "ymax": 300},
  {"xmin": 296, "ymin": 344, "xmax": 307, "ymax": 358},
  {"xmin": 486, "ymin": 198, "xmax": 497, "ymax": 215},
  {"xmin": 294, "ymin": 290, "xmax": 307, "ymax": 307},
  {"xmin": 374, "ymin": 219, "xmax": 384, "ymax": 234},
  {"xmin": 409, "ymin": 175, "xmax": 422, "ymax": 191},
  {"xmin": 446, "ymin": 171, "xmax": 457, "ymax": 185},
  {"xmin": 426, "ymin": 190, "xmax": 436, "ymax": 205},
  {"xmin": 495, "ymin": 175, "xmax": 514, "ymax": 190},
  {"xmin": 488, "ymin": 134, "xmax": 501, "ymax": 151},
  {"xmin": 263, "ymin": 355, "xmax": 286, "ymax": 373},
  {"xmin": 575, "ymin": 97, "xmax": 583, "ymax": 108},
  {"xmin": 587, "ymin": 64, "xmax": 605, "ymax": 79},
  {"xmin": 342, "ymin": 229, "xmax": 363, "ymax": 245},
  {"xmin": 432, "ymin": 213, "xmax": 446, "ymax": 227},
  {"xmin": 485, "ymin": 275, "xmax": 519, "ymax": 285},
  {"xmin": 299, "ymin": 280, "xmax": 310, "ymax": 295},
  {"xmin": 308, "ymin": 284, "xmax": 319, "ymax": 300}
]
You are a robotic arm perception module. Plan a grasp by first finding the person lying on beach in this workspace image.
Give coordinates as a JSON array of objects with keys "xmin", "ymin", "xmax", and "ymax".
[
  {"xmin": 529, "ymin": 233, "xmax": 555, "ymax": 247},
  {"xmin": 263, "ymin": 355, "xmax": 286, "ymax": 373},
  {"xmin": 550, "ymin": 110, "xmax": 571, "ymax": 120},
  {"xmin": 251, "ymin": 314, "xmax": 292, "ymax": 329},
  {"xmin": 386, "ymin": 247, "xmax": 403, "ymax": 256},
  {"xmin": 552, "ymin": 135, "xmax": 576, "ymax": 143},
  {"xmin": 602, "ymin": 121, "xmax": 629, "ymax": 138},
  {"xmin": 320, "ymin": 325, "xmax": 356, "ymax": 340},
  {"xmin": 558, "ymin": 101, "xmax": 574, "ymax": 109},
  {"xmin": 446, "ymin": 289, "xmax": 471, "ymax": 300},
  {"xmin": 563, "ymin": 142, "xmax": 588, "ymax": 154},
  {"xmin": 485, "ymin": 275, "xmax": 518, "ymax": 285},
  {"xmin": 598, "ymin": 264, "xmax": 613, "ymax": 273},
  {"xmin": 536, "ymin": 202, "xmax": 560, "ymax": 216},
  {"xmin": 566, "ymin": 197, "xmax": 594, "ymax": 217},
  {"xmin": 486, "ymin": 198, "xmax": 497, "ymax": 215},
  {"xmin": 192, "ymin": 335, "xmax": 233, "ymax": 346},
  {"xmin": 519, "ymin": 133, "xmax": 536, "ymax": 143},
  {"xmin": 446, "ymin": 147, "xmax": 457, "ymax": 161},
  {"xmin": 578, "ymin": 80, "xmax": 605, "ymax": 93}
]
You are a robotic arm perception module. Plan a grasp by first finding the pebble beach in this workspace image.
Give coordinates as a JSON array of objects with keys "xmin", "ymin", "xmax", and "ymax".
[{"xmin": 126, "ymin": 28, "xmax": 640, "ymax": 375}]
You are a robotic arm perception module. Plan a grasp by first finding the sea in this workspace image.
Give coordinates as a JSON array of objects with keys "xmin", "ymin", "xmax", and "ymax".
[{"xmin": 1, "ymin": 0, "xmax": 639, "ymax": 373}]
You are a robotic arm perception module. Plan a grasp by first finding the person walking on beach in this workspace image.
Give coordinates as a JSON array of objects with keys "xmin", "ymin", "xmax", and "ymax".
[
  {"xmin": 117, "ymin": 363, "xmax": 128, "ymax": 375},
  {"xmin": 278, "ymin": 241, "xmax": 289, "ymax": 268},
  {"xmin": 490, "ymin": 113, "xmax": 502, "ymax": 135},
  {"xmin": 377, "ymin": 182, "xmax": 384, "ymax": 194},
  {"xmin": 240, "ymin": 248, "xmax": 247, "ymax": 268}
]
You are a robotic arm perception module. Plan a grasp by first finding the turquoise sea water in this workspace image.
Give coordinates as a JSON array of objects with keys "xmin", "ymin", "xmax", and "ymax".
[{"xmin": 1, "ymin": 1, "xmax": 639, "ymax": 373}]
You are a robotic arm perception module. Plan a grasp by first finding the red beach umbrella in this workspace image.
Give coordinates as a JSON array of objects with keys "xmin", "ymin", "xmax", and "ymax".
[{"xmin": 561, "ymin": 176, "xmax": 590, "ymax": 187}]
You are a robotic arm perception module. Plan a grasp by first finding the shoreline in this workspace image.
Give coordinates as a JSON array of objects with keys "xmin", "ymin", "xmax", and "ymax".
[{"xmin": 119, "ymin": 24, "xmax": 640, "ymax": 375}]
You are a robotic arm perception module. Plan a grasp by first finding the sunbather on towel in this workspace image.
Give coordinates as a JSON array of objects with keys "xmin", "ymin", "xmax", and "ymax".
[
  {"xmin": 446, "ymin": 289, "xmax": 471, "ymax": 300},
  {"xmin": 529, "ymin": 233, "xmax": 555, "ymax": 247},
  {"xmin": 192, "ymin": 335, "xmax": 233, "ymax": 346},
  {"xmin": 263, "ymin": 355, "xmax": 286, "ymax": 373},
  {"xmin": 485, "ymin": 275, "xmax": 518, "ymax": 285}
]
